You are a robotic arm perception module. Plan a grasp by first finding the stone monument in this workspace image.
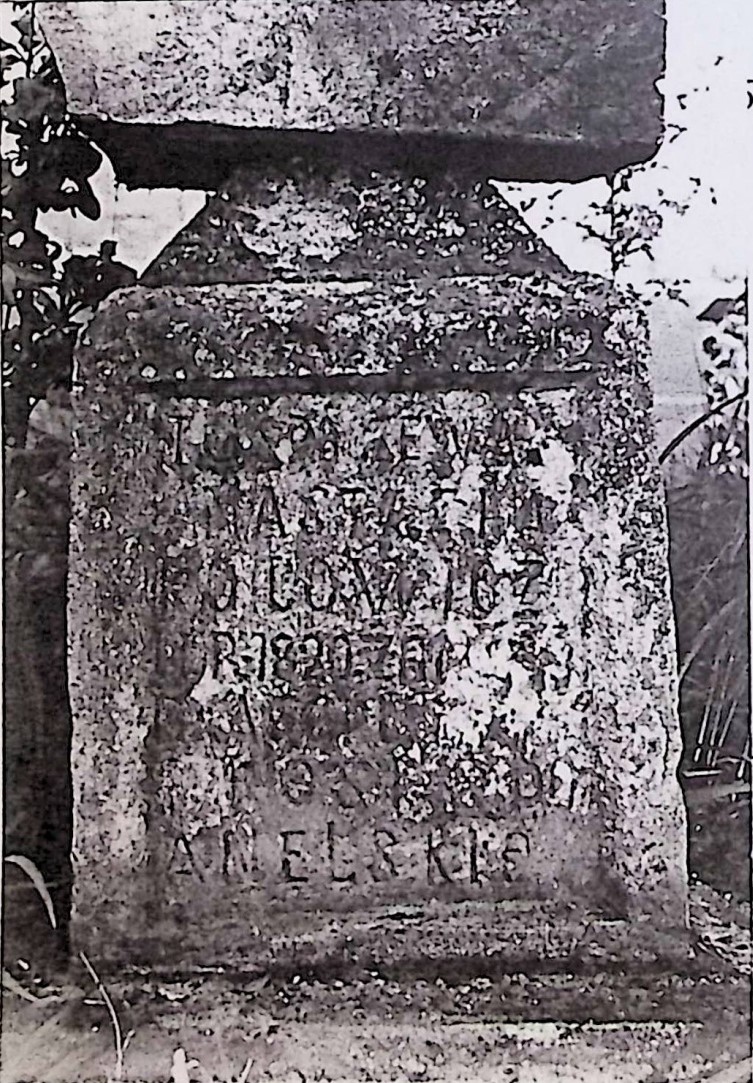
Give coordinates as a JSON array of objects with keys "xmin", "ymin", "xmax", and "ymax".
[{"xmin": 39, "ymin": 0, "xmax": 687, "ymax": 972}]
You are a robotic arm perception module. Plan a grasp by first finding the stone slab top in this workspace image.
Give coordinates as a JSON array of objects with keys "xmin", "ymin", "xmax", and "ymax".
[{"xmin": 38, "ymin": 0, "xmax": 665, "ymax": 186}]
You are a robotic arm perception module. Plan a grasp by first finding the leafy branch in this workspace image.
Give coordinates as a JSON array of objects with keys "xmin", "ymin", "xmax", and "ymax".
[{"xmin": 1, "ymin": 1, "xmax": 135, "ymax": 445}]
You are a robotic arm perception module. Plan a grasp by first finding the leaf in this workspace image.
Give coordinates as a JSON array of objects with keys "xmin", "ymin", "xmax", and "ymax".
[
  {"xmin": 9, "ymin": 264, "xmax": 53, "ymax": 287},
  {"xmin": 32, "ymin": 287, "xmax": 65, "ymax": 324},
  {"xmin": 9, "ymin": 77, "xmax": 62, "ymax": 126},
  {"xmin": 4, "ymin": 854, "xmax": 57, "ymax": 928},
  {"xmin": 0, "ymin": 41, "xmax": 24, "ymax": 64},
  {"xmin": 67, "ymin": 304, "xmax": 96, "ymax": 327}
]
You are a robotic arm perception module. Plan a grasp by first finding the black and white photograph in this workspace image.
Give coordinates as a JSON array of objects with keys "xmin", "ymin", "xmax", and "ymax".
[{"xmin": 1, "ymin": 1, "xmax": 750, "ymax": 1080}]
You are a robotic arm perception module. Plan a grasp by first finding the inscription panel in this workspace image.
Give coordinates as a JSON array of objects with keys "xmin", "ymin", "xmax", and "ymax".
[{"xmin": 145, "ymin": 388, "xmax": 601, "ymax": 909}]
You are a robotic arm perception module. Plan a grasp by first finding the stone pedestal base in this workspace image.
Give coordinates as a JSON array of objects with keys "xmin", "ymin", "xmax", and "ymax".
[{"xmin": 69, "ymin": 172, "xmax": 687, "ymax": 971}]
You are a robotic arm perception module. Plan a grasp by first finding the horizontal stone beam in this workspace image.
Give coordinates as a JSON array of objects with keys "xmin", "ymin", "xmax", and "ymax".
[
  {"xmin": 130, "ymin": 369, "xmax": 598, "ymax": 400},
  {"xmin": 38, "ymin": 0, "xmax": 664, "ymax": 186},
  {"xmin": 74, "ymin": 276, "xmax": 614, "ymax": 394}
]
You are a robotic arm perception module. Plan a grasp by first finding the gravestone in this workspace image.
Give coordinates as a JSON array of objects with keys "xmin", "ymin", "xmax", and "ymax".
[{"xmin": 38, "ymin": 0, "xmax": 688, "ymax": 971}]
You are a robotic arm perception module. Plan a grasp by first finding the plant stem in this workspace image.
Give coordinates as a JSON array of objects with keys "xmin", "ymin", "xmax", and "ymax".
[
  {"xmin": 608, "ymin": 175, "xmax": 618, "ymax": 278},
  {"xmin": 79, "ymin": 951, "xmax": 124, "ymax": 1082},
  {"xmin": 658, "ymin": 388, "xmax": 748, "ymax": 465},
  {"xmin": 26, "ymin": 1, "xmax": 36, "ymax": 77}
]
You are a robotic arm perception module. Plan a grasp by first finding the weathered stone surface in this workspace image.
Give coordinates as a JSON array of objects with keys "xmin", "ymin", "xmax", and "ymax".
[
  {"xmin": 38, "ymin": 0, "xmax": 664, "ymax": 185},
  {"xmin": 58, "ymin": 0, "xmax": 681, "ymax": 966},
  {"xmin": 142, "ymin": 167, "xmax": 567, "ymax": 287},
  {"xmin": 6, "ymin": 979, "xmax": 747, "ymax": 1083},
  {"xmin": 69, "ymin": 255, "xmax": 687, "ymax": 967}
]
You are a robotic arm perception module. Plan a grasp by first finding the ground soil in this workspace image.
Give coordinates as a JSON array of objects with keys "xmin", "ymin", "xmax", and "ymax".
[{"xmin": 2, "ymin": 879, "xmax": 750, "ymax": 1083}]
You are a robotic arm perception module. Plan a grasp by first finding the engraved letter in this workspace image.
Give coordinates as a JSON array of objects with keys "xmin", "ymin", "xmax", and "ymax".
[
  {"xmin": 215, "ymin": 562, "xmax": 238, "ymax": 612},
  {"xmin": 168, "ymin": 835, "xmax": 204, "ymax": 881},
  {"xmin": 349, "ymin": 555, "xmax": 376, "ymax": 614},
  {"xmin": 255, "ymin": 485, "xmax": 287, "ymax": 537},
  {"xmin": 171, "ymin": 415, "xmax": 187, "ymax": 465},
  {"xmin": 327, "ymin": 821, "xmax": 356, "ymax": 884},
  {"xmin": 329, "ymin": 633, "xmax": 352, "ymax": 676},
  {"xmin": 469, "ymin": 825, "xmax": 481, "ymax": 885},
  {"xmin": 270, "ymin": 633, "xmax": 295, "ymax": 681},
  {"xmin": 280, "ymin": 830, "xmax": 308, "ymax": 882},
  {"xmin": 400, "ymin": 636, "xmax": 427, "ymax": 687},
  {"xmin": 222, "ymin": 824, "xmax": 258, "ymax": 879},
  {"xmin": 399, "ymin": 421, "xmax": 423, "ymax": 461},
  {"xmin": 372, "ymin": 829, "xmax": 400, "ymax": 880},
  {"xmin": 302, "ymin": 557, "xmax": 337, "ymax": 612},
  {"xmin": 212, "ymin": 631, "xmax": 236, "ymax": 679},
  {"xmin": 241, "ymin": 632, "xmax": 267, "ymax": 682},
  {"xmin": 268, "ymin": 555, "xmax": 297, "ymax": 611},
  {"xmin": 470, "ymin": 559, "xmax": 500, "ymax": 618},
  {"xmin": 426, "ymin": 830, "xmax": 453, "ymax": 883},
  {"xmin": 500, "ymin": 831, "xmax": 531, "ymax": 882}
]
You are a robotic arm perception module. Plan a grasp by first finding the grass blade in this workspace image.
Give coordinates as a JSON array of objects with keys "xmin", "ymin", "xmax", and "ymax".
[{"xmin": 4, "ymin": 854, "xmax": 57, "ymax": 929}]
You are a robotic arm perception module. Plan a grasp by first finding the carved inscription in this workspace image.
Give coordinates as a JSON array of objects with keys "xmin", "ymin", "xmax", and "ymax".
[
  {"xmin": 159, "ymin": 392, "xmax": 578, "ymax": 904},
  {"xmin": 166, "ymin": 821, "xmax": 533, "ymax": 887},
  {"xmin": 213, "ymin": 627, "xmax": 449, "ymax": 689},
  {"xmin": 257, "ymin": 551, "xmax": 522, "ymax": 619}
]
